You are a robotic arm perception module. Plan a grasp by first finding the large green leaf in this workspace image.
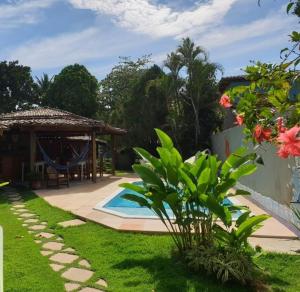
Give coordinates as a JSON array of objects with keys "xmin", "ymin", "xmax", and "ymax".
[
  {"xmin": 119, "ymin": 183, "xmax": 146, "ymax": 194},
  {"xmin": 236, "ymin": 214, "xmax": 270, "ymax": 240},
  {"xmin": 221, "ymin": 147, "xmax": 247, "ymax": 176},
  {"xmin": 122, "ymin": 193, "xmax": 151, "ymax": 208},
  {"xmin": 230, "ymin": 164, "xmax": 257, "ymax": 180},
  {"xmin": 0, "ymin": 182, "xmax": 8, "ymax": 187},
  {"xmin": 197, "ymin": 168, "xmax": 211, "ymax": 194},
  {"xmin": 179, "ymin": 168, "xmax": 197, "ymax": 195},
  {"xmin": 155, "ymin": 128, "xmax": 173, "ymax": 150},
  {"xmin": 132, "ymin": 164, "xmax": 165, "ymax": 189},
  {"xmin": 134, "ymin": 147, "xmax": 162, "ymax": 170}
]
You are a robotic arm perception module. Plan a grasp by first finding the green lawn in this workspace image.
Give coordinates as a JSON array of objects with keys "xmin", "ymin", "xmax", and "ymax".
[{"xmin": 1, "ymin": 188, "xmax": 300, "ymax": 291}]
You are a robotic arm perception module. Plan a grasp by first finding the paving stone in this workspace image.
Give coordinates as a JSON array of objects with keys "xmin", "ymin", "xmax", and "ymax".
[
  {"xmin": 42, "ymin": 242, "xmax": 64, "ymax": 251},
  {"xmin": 41, "ymin": 250, "xmax": 54, "ymax": 256},
  {"xmin": 11, "ymin": 201, "xmax": 24, "ymax": 205},
  {"xmin": 36, "ymin": 232, "xmax": 55, "ymax": 239},
  {"xmin": 41, "ymin": 222, "xmax": 47, "ymax": 225},
  {"xmin": 15, "ymin": 209, "xmax": 28, "ymax": 213},
  {"xmin": 28, "ymin": 230, "xmax": 34, "ymax": 234},
  {"xmin": 56, "ymin": 237, "xmax": 63, "ymax": 241},
  {"xmin": 96, "ymin": 279, "xmax": 108, "ymax": 288},
  {"xmin": 13, "ymin": 204, "xmax": 26, "ymax": 208},
  {"xmin": 19, "ymin": 213, "xmax": 36, "ymax": 218},
  {"xmin": 79, "ymin": 288, "xmax": 104, "ymax": 292},
  {"xmin": 65, "ymin": 283, "xmax": 81, "ymax": 292},
  {"xmin": 24, "ymin": 218, "xmax": 39, "ymax": 224},
  {"xmin": 62, "ymin": 267, "xmax": 94, "ymax": 283},
  {"xmin": 10, "ymin": 197, "xmax": 22, "ymax": 201},
  {"xmin": 58, "ymin": 219, "xmax": 86, "ymax": 228},
  {"xmin": 22, "ymin": 223, "xmax": 28, "ymax": 227},
  {"xmin": 78, "ymin": 259, "xmax": 91, "ymax": 269},
  {"xmin": 50, "ymin": 263, "xmax": 65, "ymax": 272},
  {"xmin": 29, "ymin": 225, "xmax": 46, "ymax": 231},
  {"xmin": 34, "ymin": 240, "xmax": 42, "ymax": 244},
  {"xmin": 50, "ymin": 253, "xmax": 79, "ymax": 264},
  {"xmin": 64, "ymin": 247, "xmax": 76, "ymax": 253}
]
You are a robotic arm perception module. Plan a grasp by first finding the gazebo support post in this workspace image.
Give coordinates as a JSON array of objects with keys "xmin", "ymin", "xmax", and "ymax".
[
  {"xmin": 30, "ymin": 130, "xmax": 36, "ymax": 171},
  {"xmin": 92, "ymin": 130, "xmax": 97, "ymax": 183},
  {"xmin": 111, "ymin": 134, "xmax": 116, "ymax": 175}
]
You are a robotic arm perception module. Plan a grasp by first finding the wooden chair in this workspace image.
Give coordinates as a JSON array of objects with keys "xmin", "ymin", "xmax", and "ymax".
[{"xmin": 46, "ymin": 166, "xmax": 69, "ymax": 188}]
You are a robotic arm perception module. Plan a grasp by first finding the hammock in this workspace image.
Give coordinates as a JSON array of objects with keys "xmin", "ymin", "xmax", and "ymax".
[{"xmin": 37, "ymin": 140, "xmax": 90, "ymax": 171}]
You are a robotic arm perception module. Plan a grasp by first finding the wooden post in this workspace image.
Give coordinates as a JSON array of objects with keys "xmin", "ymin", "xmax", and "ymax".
[
  {"xmin": 92, "ymin": 130, "xmax": 97, "ymax": 183},
  {"xmin": 30, "ymin": 131, "xmax": 36, "ymax": 171},
  {"xmin": 111, "ymin": 134, "xmax": 116, "ymax": 175}
]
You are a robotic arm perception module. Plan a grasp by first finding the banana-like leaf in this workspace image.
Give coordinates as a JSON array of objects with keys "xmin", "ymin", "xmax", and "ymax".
[
  {"xmin": 0, "ymin": 182, "xmax": 9, "ymax": 187},
  {"xmin": 235, "ymin": 211, "xmax": 251, "ymax": 227},
  {"xmin": 236, "ymin": 214, "xmax": 270, "ymax": 240},
  {"xmin": 155, "ymin": 128, "xmax": 173, "ymax": 150},
  {"xmin": 221, "ymin": 147, "xmax": 247, "ymax": 176},
  {"xmin": 122, "ymin": 193, "xmax": 151, "ymax": 208},
  {"xmin": 178, "ymin": 168, "xmax": 197, "ymax": 194},
  {"xmin": 230, "ymin": 164, "xmax": 257, "ymax": 180},
  {"xmin": 134, "ymin": 147, "xmax": 162, "ymax": 170},
  {"xmin": 132, "ymin": 164, "xmax": 165, "ymax": 189},
  {"xmin": 197, "ymin": 168, "xmax": 211, "ymax": 194},
  {"xmin": 119, "ymin": 183, "xmax": 146, "ymax": 194}
]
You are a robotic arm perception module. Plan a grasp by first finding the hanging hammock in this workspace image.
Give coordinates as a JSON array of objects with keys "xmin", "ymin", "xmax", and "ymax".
[{"xmin": 37, "ymin": 140, "xmax": 90, "ymax": 171}]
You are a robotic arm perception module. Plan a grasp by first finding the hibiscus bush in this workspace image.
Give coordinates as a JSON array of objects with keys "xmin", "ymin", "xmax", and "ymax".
[{"xmin": 220, "ymin": 62, "xmax": 300, "ymax": 159}]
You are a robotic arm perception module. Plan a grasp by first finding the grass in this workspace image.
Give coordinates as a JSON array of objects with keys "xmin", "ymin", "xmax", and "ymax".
[{"xmin": 1, "ymin": 188, "xmax": 300, "ymax": 291}]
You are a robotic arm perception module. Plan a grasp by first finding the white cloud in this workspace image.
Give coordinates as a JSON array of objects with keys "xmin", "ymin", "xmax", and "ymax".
[
  {"xmin": 196, "ymin": 10, "xmax": 296, "ymax": 50},
  {"xmin": 0, "ymin": 0, "xmax": 57, "ymax": 29},
  {"xmin": 7, "ymin": 26, "xmax": 152, "ymax": 69},
  {"xmin": 68, "ymin": 0, "xmax": 238, "ymax": 38}
]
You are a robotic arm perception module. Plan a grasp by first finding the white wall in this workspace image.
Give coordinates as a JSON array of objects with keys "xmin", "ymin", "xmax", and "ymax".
[{"xmin": 211, "ymin": 126, "xmax": 298, "ymax": 223}]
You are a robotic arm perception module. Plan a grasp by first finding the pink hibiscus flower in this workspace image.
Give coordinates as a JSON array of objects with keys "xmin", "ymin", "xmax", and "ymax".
[
  {"xmin": 219, "ymin": 95, "xmax": 232, "ymax": 108},
  {"xmin": 235, "ymin": 114, "xmax": 244, "ymax": 126},
  {"xmin": 277, "ymin": 117, "xmax": 287, "ymax": 134},
  {"xmin": 277, "ymin": 125, "xmax": 300, "ymax": 158},
  {"xmin": 254, "ymin": 124, "xmax": 272, "ymax": 143}
]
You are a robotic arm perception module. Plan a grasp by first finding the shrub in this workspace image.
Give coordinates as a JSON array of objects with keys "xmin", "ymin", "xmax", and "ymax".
[{"xmin": 121, "ymin": 129, "xmax": 269, "ymax": 284}]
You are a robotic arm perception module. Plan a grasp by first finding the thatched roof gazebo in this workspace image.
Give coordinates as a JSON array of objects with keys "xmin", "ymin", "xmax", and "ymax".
[{"xmin": 0, "ymin": 107, "xmax": 126, "ymax": 183}]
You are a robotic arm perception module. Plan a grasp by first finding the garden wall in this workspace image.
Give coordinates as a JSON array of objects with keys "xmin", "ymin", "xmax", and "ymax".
[{"xmin": 211, "ymin": 126, "xmax": 298, "ymax": 224}]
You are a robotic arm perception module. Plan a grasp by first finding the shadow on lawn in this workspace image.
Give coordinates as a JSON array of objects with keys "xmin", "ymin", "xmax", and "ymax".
[{"xmin": 113, "ymin": 255, "xmax": 253, "ymax": 292}]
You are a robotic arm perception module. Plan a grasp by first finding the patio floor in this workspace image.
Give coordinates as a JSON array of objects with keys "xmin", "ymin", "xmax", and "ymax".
[{"xmin": 35, "ymin": 174, "xmax": 300, "ymax": 253}]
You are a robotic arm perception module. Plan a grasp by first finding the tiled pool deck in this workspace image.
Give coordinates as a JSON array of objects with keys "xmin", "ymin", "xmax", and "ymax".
[{"xmin": 35, "ymin": 174, "xmax": 300, "ymax": 252}]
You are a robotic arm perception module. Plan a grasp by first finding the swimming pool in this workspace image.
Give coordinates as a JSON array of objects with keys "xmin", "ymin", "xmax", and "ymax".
[{"xmin": 95, "ymin": 182, "xmax": 242, "ymax": 219}]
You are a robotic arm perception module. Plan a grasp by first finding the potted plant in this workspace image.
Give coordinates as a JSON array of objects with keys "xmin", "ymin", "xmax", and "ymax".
[{"xmin": 26, "ymin": 171, "xmax": 42, "ymax": 190}]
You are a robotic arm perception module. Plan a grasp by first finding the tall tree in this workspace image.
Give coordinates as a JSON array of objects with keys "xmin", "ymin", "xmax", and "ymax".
[
  {"xmin": 0, "ymin": 61, "xmax": 37, "ymax": 113},
  {"xmin": 44, "ymin": 64, "xmax": 99, "ymax": 118},
  {"xmin": 36, "ymin": 73, "xmax": 53, "ymax": 102}
]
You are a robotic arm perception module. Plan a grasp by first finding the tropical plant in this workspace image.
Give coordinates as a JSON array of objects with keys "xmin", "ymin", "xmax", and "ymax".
[
  {"xmin": 36, "ymin": 73, "xmax": 53, "ymax": 102},
  {"xmin": 0, "ymin": 182, "xmax": 8, "ymax": 187},
  {"xmin": 121, "ymin": 129, "xmax": 268, "ymax": 252}
]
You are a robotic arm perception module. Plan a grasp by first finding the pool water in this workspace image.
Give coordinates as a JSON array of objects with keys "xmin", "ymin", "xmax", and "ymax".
[{"xmin": 100, "ymin": 182, "xmax": 241, "ymax": 219}]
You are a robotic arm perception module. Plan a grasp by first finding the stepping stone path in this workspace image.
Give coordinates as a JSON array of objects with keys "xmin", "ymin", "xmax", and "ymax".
[
  {"xmin": 58, "ymin": 219, "xmax": 86, "ymax": 228},
  {"xmin": 6, "ymin": 189, "xmax": 107, "ymax": 292}
]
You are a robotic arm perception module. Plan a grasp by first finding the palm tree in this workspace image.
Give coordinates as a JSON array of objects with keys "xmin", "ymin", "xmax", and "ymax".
[{"xmin": 35, "ymin": 73, "xmax": 53, "ymax": 104}]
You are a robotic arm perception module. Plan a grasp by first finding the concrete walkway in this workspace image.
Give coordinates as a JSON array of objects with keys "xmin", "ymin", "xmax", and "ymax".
[{"xmin": 35, "ymin": 175, "xmax": 300, "ymax": 254}]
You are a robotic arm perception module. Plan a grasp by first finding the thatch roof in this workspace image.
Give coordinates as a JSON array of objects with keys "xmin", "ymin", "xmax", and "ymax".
[{"xmin": 0, "ymin": 107, "xmax": 126, "ymax": 135}]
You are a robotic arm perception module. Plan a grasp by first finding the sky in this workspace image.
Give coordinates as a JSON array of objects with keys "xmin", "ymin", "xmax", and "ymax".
[{"xmin": 0, "ymin": 0, "xmax": 298, "ymax": 80}]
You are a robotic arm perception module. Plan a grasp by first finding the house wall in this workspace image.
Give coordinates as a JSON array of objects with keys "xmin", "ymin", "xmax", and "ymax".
[{"xmin": 211, "ymin": 126, "xmax": 298, "ymax": 224}]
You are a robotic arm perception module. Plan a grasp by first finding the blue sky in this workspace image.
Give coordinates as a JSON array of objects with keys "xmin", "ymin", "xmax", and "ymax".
[{"xmin": 0, "ymin": 0, "xmax": 298, "ymax": 80}]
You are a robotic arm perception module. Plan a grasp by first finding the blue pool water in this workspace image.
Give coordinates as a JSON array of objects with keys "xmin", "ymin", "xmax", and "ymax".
[{"xmin": 102, "ymin": 182, "xmax": 241, "ymax": 219}]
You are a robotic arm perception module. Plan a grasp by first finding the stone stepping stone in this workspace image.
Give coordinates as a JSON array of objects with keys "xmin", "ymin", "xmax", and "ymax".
[
  {"xmin": 24, "ymin": 218, "xmax": 39, "ymax": 224},
  {"xmin": 41, "ymin": 250, "xmax": 54, "ymax": 256},
  {"xmin": 79, "ymin": 260, "xmax": 91, "ymax": 269},
  {"xmin": 50, "ymin": 253, "xmax": 79, "ymax": 264},
  {"xmin": 62, "ymin": 267, "xmax": 94, "ymax": 283},
  {"xmin": 9, "ymin": 197, "xmax": 22, "ymax": 202},
  {"xmin": 13, "ymin": 204, "xmax": 26, "ymax": 208},
  {"xmin": 22, "ymin": 224, "xmax": 28, "ymax": 227},
  {"xmin": 58, "ymin": 219, "xmax": 86, "ymax": 228},
  {"xmin": 65, "ymin": 283, "xmax": 81, "ymax": 292},
  {"xmin": 96, "ymin": 279, "xmax": 108, "ymax": 288},
  {"xmin": 29, "ymin": 225, "xmax": 46, "ymax": 231},
  {"xmin": 36, "ymin": 232, "xmax": 55, "ymax": 239},
  {"xmin": 34, "ymin": 240, "xmax": 42, "ymax": 244},
  {"xmin": 79, "ymin": 288, "xmax": 104, "ymax": 292},
  {"xmin": 56, "ymin": 237, "xmax": 63, "ymax": 241},
  {"xmin": 63, "ymin": 247, "xmax": 76, "ymax": 254},
  {"xmin": 40, "ymin": 222, "xmax": 47, "ymax": 225},
  {"xmin": 15, "ymin": 209, "xmax": 28, "ymax": 213},
  {"xmin": 42, "ymin": 242, "xmax": 64, "ymax": 251},
  {"xmin": 11, "ymin": 201, "xmax": 24, "ymax": 205},
  {"xmin": 19, "ymin": 213, "xmax": 36, "ymax": 218},
  {"xmin": 50, "ymin": 263, "xmax": 65, "ymax": 272}
]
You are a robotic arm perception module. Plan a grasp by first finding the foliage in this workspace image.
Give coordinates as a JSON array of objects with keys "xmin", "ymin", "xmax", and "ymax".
[
  {"xmin": 163, "ymin": 38, "xmax": 223, "ymax": 156},
  {"xmin": 44, "ymin": 64, "xmax": 99, "ymax": 118},
  {"xmin": 0, "ymin": 182, "xmax": 8, "ymax": 187},
  {"xmin": 0, "ymin": 60, "xmax": 38, "ymax": 113},
  {"xmin": 35, "ymin": 73, "xmax": 53, "ymax": 102},
  {"xmin": 221, "ymin": 1, "xmax": 300, "ymax": 159},
  {"xmin": 121, "ymin": 129, "xmax": 268, "ymax": 284}
]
